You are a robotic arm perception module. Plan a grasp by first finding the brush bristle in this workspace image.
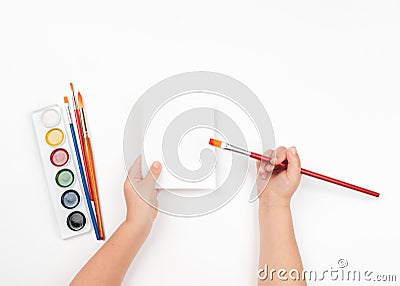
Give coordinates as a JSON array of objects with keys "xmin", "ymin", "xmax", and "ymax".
[
  {"xmin": 64, "ymin": 96, "xmax": 69, "ymax": 103},
  {"xmin": 70, "ymin": 82, "xmax": 74, "ymax": 93},
  {"xmin": 209, "ymin": 138, "xmax": 222, "ymax": 148},
  {"xmin": 77, "ymin": 92, "xmax": 84, "ymax": 108}
]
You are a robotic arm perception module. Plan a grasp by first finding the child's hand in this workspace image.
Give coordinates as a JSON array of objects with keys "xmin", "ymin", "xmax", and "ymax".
[
  {"xmin": 70, "ymin": 156, "xmax": 163, "ymax": 285},
  {"xmin": 257, "ymin": 146, "xmax": 301, "ymax": 208},
  {"xmin": 124, "ymin": 155, "xmax": 162, "ymax": 233}
]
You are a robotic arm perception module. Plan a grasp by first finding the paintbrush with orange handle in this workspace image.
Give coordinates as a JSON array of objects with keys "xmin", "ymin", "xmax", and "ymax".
[{"xmin": 77, "ymin": 92, "xmax": 105, "ymax": 240}]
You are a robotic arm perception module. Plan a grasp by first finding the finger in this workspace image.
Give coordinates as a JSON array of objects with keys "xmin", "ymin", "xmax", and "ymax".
[
  {"xmin": 264, "ymin": 149, "xmax": 275, "ymax": 172},
  {"xmin": 258, "ymin": 149, "xmax": 274, "ymax": 179},
  {"xmin": 142, "ymin": 161, "xmax": 162, "ymax": 190},
  {"xmin": 259, "ymin": 160, "xmax": 267, "ymax": 178},
  {"xmin": 265, "ymin": 163, "xmax": 275, "ymax": 173},
  {"xmin": 259, "ymin": 159, "xmax": 268, "ymax": 180},
  {"xmin": 268, "ymin": 146, "xmax": 285, "ymax": 165},
  {"xmin": 286, "ymin": 147, "xmax": 301, "ymax": 179},
  {"xmin": 263, "ymin": 149, "xmax": 274, "ymax": 161},
  {"xmin": 127, "ymin": 155, "xmax": 143, "ymax": 182},
  {"xmin": 274, "ymin": 146, "xmax": 288, "ymax": 165},
  {"xmin": 257, "ymin": 166, "xmax": 268, "ymax": 180}
]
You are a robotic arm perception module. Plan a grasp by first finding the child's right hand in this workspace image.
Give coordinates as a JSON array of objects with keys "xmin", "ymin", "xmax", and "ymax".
[
  {"xmin": 123, "ymin": 155, "xmax": 162, "ymax": 234},
  {"xmin": 257, "ymin": 146, "xmax": 301, "ymax": 208}
]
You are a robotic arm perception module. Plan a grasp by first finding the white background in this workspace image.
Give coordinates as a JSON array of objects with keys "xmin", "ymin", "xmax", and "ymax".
[{"xmin": 1, "ymin": 1, "xmax": 400, "ymax": 285}]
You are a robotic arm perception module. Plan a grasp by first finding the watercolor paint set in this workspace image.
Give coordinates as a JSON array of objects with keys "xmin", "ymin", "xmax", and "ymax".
[
  {"xmin": 32, "ymin": 84, "xmax": 104, "ymax": 240},
  {"xmin": 32, "ymin": 105, "xmax": 91, "ymax": 238}
]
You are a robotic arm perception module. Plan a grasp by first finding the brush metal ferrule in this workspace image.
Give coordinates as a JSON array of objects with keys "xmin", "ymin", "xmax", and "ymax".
[
  {"xmin": 224, "ymin": 143, "xmax": 251, "ymax": 157},
  {"xmin": 72, "ymin": 95, "xmax": 77, "ymax": 109},
  {"xmin": 64, "ymin": 104, "xmax": 73, "ymax": 124},
  {"xmin": 79, "ymin": 108, "xmax": 89, "ymax": 137}
]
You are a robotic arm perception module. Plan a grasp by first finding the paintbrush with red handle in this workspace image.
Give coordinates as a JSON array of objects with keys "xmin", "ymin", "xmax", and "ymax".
[{"xmin": 77, "ymin": 92, "xmax": 105, "ymax": 240}]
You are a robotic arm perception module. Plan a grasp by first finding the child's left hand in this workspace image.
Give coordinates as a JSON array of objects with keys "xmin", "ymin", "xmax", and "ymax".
[
  {"xmin": 123, "ymin": 155, "xmax": 162, "ymax": 234},
  {"xmin": 70, "ymin": 156, "xmax": 163, "ymax": 286}
]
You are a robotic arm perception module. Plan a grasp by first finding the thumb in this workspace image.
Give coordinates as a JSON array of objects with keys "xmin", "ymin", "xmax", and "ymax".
[
  {"xmin": 286, "ymin": 147, "xmax": 301, "ymax": 180},
  {"xmin": 142, "ymin": 161, "xmax": 162, "ymax": 190}
]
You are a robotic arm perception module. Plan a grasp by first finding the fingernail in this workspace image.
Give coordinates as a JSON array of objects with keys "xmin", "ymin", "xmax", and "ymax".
[
  {"xmin": 290, "ymin": 147, "xmax": 297, "ymax": 155},
  {"xmin": 153, "ymin": 162, "xmax": 161, "ymax": 169}
]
